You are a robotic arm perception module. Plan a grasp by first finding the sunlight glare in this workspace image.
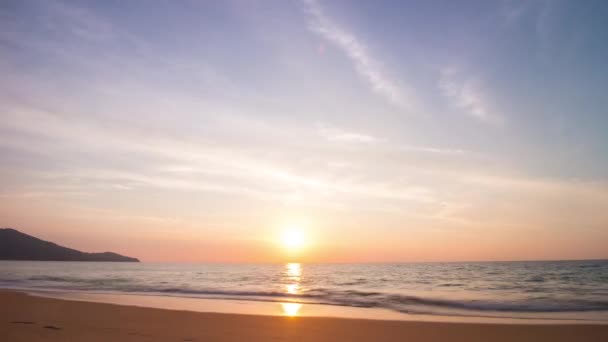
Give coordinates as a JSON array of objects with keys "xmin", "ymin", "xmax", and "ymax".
[
  {"xmin": 280, "ymin": 302, "xmax": 303, "ymax": 317},
  {"xmin": 286, "ymin": 262, "xmax": 302, "ymax": 277},
  {"xmin": 286, "ymin": 283, "xmax": 299, "ymax": 294},
  {"xmin": 281, "ymin": 228, "xmax": 305, "ymax": 250}
]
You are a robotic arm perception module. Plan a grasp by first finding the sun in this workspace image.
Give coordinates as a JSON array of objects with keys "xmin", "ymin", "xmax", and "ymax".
[{"xmin": 281, "ymin": 228, "xmax": 305, "ymax": 250}]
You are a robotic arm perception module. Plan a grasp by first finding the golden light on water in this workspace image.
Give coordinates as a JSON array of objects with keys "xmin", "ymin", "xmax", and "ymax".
[
  {"xmin": 286, "ymin": 283, "xmax": 299, "ymax": 294},
  {"xmin": 281, "ymin": 263, "xmax": 303, "ymax": 316},
  {"xmin": 286, "ymin": 262, "xmax": 302, "ymax": 278},
  {"xmin": 285, "ymin": 263, "xmax": 302, "ymax": 294},
  {"xmin": 280, "ymin": 302, "xmax": 302, "ymax": 317}
]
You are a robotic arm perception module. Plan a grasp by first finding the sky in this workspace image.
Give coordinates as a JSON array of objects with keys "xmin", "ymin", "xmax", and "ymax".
[{"xmin": 1, "ymin": 0, "xmax": 607, "ymax": 263}]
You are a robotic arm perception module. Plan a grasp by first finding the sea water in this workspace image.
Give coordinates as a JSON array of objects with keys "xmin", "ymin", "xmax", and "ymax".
[{"xmin": 1, "ymin": 260, "xmax": 607, "ymax": 322}]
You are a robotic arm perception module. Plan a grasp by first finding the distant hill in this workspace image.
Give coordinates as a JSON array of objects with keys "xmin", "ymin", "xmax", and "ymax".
[{"xmin": 0, "ymin": 228, "xmax": 139, "ymax": 262}]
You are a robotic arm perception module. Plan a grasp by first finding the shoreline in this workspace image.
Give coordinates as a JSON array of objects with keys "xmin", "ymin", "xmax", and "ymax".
[
  {"xmin": 3, "ymin": 260, "xmax": 607, "ymax": 324},
  {"xmin": 2, "ymin": 290, "xmax": 608, "ymax": 341},
  {"xmin": 4, "ymin": 287, "xmax": 608, "ymax": 325}
]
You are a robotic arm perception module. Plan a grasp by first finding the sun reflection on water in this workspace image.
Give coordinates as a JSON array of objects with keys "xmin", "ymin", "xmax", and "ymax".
[
  {"xmin": 286, "ymin": 283, "xmax": 299, "ymax": 294},
  {"xmin": 286, "ymin": 263, "xmax": 302, "ymax": 278},
  {"xmin": 280, "ymin": 302, "xmax": 303, "ymax": 317},
  {"xmin": 285, "ymin": 263, "xmax": 302, "ymax": 295},
  {"xmin": 281, "ymin": 263, "xmax": 303, "ymax": 316}
]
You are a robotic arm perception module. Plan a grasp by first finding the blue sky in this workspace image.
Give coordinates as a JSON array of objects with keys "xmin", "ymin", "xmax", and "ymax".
[{"xmin": 1, "ymin": 0, "xmax": 607, "ymax": 261}]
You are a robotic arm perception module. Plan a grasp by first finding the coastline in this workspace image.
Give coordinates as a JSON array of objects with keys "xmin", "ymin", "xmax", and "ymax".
[
  {"xmin": 2, "ymin": 290, "xmax": 608, "ymax": 342},
  {"xmin": 3, "ymin": 260, "xmax": 607, "ymax": 323},
  {"xmin": 21, "ymin": 288, "xmax": 608, "ymax": 324}
]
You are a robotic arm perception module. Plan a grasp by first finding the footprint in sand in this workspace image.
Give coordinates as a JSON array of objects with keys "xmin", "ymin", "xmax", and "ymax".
[{"xmin": 43, "ymin": 325, "xmax": 62, "ymax": 330}]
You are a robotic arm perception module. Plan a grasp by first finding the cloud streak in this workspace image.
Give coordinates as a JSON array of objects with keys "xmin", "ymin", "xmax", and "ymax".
[
  {"xmin": 316, "ymin": 123, "xmax": 468, "ymax": 155},
  {"xmin": 317, "ymin": 123, "xmax": 378, "ymax": 143},
  {"xmin": 439, "ymin": 68, "xmax": 501, "ymax": 124},
  {"xmin": 303, "ymin": 0, "xmax": 410, "ymax": 109}
]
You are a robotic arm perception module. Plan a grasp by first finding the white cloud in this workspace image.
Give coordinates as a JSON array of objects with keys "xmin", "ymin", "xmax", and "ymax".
[
  {"xmin": 1, "ymin": 107, "xmax": 444, "ymax": 209},
  {"xmin": 316, "ymin": 123, "xmax": 469, "ymax": 156},
  {"xmin": 397, "ymin": 145, "xmax": 467, "ymax": 155},
  {"xmin": 439, "ymin": 68, "xmax": 501, "ymax": 124},
  {"xmin": 302, "ymin": 0, "xmax": 411, "ymax": 109},
  {"xmin": 317, "ymin": 123, "xmax": 378, "ymax": 143}
]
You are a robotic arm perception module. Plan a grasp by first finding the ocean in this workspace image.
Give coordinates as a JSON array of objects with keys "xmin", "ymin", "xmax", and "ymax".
[{"xmin": 1, "ymin": 260, "xmax": 607, "ymax": 322}]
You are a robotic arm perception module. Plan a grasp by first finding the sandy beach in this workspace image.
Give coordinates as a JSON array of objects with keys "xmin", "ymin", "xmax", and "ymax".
[{"xmin": 1, "ymin": 291, "xmax": 607, "ymax": 342}]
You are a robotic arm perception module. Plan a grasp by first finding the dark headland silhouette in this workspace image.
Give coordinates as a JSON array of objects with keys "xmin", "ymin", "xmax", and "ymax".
[{"xmin": 0, "ymin": 228, "xmax": 139, "ymax": 262}]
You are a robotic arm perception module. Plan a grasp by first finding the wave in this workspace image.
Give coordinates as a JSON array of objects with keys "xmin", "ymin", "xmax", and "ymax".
[
  {"xmin": 10, "ymin": 278, "xmax": 608, "ymax": 315},
  {"xmin": 28, "ymin": 275, "xmax": 131, "ymax": 283}
]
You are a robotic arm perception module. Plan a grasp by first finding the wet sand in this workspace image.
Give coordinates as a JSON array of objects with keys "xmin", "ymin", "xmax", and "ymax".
[{"xmin": 1, "ymin": 291, "xmax": 607, "ymax": 341}]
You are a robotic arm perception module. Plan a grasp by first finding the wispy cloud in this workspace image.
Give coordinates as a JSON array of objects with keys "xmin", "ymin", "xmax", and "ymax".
[
  {"xmin": 499, "ymin": 0, "xmax": 530, "ymax": 26},
  {"xmin": 1, "ymin": 106, "xmax": 445, "ymax": 210},
  {"xmin": 397, "ymin": 145, "xmax": 467, "ymax": 155},
  {"xmin": 302, "ymin": 0, "xmax": 411, "ymax": 109},
  {"xmin": 317, "ymin": 122, "xmax": 467, "ymax": 154},
  {"xmin": 317, "ymin": 123, "xmax": 379, "ymax": 143},
  {"xmin": 438, "ymin": 68, "xmax": 501, "ymax": 124}
]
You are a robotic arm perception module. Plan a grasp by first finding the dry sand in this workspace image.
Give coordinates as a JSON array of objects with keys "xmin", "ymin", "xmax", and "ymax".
[{"xmin": 1, "ymin": 291, "xmax": 607, "ymax": 341}]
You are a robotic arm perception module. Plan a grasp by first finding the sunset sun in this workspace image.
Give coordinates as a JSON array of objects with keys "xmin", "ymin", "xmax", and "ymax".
[{"xmin": 281, "ymin": 228, "xmax": 305, "ymax": 250}]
